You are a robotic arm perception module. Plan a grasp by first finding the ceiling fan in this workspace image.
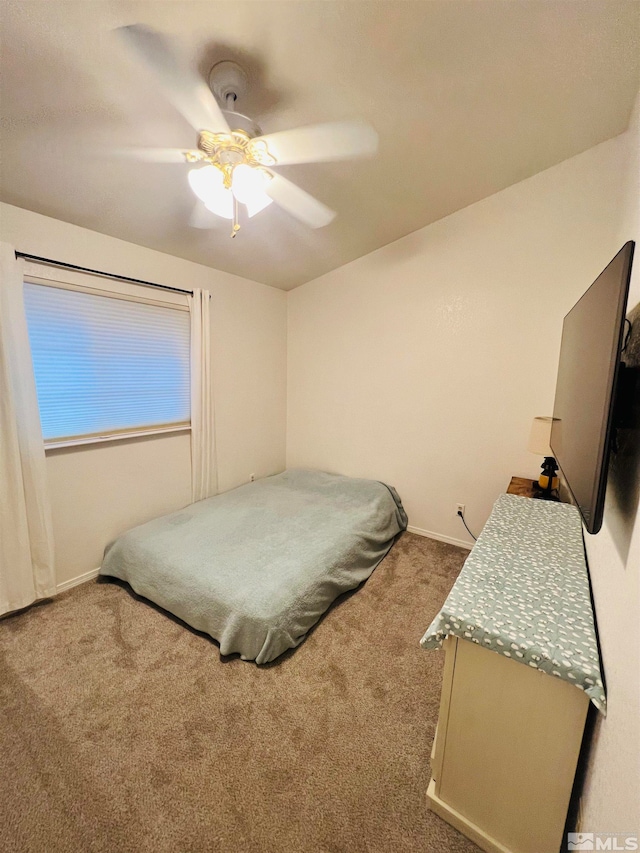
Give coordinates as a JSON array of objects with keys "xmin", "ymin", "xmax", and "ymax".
[{"xmin": 116, "ymin": 25, "xmax": 378, "ymax": 237}]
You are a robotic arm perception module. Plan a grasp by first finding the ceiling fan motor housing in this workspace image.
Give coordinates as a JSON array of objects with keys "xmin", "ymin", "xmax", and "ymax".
[{"xmin": 208, "ymin": 61, "xmax": 261, "ymax": 136}]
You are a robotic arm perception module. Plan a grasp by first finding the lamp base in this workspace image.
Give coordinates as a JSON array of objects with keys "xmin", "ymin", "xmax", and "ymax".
[
  {"xmin": 533, "ymin": 456, "xmax": 560, "ymax": 501},
  {"xmin": 532, "ymin": 483, "xmax": 560, "ymax": 501}
]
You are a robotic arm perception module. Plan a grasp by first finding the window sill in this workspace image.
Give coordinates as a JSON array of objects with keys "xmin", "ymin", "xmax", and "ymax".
[{"xmin": 44, "ymin": 424, "xmax": 191, "ymax": 451}]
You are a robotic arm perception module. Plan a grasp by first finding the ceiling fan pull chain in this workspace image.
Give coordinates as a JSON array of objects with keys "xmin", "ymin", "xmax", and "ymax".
[{"xmin": 231, "ymin": 195, "xmax": 241, "ymax": 237}]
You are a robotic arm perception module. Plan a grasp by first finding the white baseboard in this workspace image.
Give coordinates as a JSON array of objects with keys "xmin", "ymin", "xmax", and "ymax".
[
  {"xmin": 406, "ymin": 525, "xmax": 473, "ymax": 551},
  {"xmin": 56, "ymin": 567, "xmax": 100, "ymax": 594}
]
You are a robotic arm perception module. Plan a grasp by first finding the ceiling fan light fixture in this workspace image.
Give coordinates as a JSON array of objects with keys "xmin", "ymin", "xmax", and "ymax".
[
  {"xmin": 231, "ymin": 164, "xmax": 273, "ymax": 216},
  {"xmin": 204, "ymin": 191, "xmax": 234, "ymax": 221},
  {"xmin": 187, "ymin": 164, "xmax": 221, "ymax": 202},
  {"xmin": 231, "ymin": 163, "xmax": 267, "ymax": 203},
  {"xmin": 188, "ymin": 164, "xmax": 233, "ymax": 219}
]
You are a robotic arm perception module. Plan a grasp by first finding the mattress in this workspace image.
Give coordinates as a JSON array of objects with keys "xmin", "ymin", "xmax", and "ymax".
[{"xmin": 99, "ymin": 469, "xmax": 407, "ymax": 663}]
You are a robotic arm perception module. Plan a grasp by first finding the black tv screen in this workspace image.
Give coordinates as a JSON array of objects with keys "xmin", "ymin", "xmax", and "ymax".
[{"xmin": 551, "ymin": 242, "xmax": 634, "ymax": 534}]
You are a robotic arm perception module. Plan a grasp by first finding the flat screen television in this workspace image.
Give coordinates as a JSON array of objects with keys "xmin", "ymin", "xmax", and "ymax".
[{"xmin": 550, "ymin": 241, "xmax": 635, "ymax": 534}]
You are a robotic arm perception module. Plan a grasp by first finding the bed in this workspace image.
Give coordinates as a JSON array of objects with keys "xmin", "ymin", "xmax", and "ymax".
[{"xmin": 99, "ymin": 469, "xmax": 407, "ymax": 663}]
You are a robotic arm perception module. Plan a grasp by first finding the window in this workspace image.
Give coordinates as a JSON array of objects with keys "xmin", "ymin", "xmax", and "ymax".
[{"xmin": 24, "ymin": 281, "xmax": 190, "ymax": 446}]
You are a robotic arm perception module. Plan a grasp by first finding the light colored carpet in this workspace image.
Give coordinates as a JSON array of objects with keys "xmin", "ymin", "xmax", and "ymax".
[{"xmin": 0, "ymin": 532, "xmax": 481, "ymax": 853}]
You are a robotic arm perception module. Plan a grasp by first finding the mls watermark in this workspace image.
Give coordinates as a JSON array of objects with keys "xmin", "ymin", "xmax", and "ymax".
[{"xmin": 568, "ymin": 833, "xmax": 639, "ymax": 851}]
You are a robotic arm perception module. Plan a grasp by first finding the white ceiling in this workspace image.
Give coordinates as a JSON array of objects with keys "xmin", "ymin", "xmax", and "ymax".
[{"xmin": 1, "ymin": 1, "xmax": 639, "ymax": 290}]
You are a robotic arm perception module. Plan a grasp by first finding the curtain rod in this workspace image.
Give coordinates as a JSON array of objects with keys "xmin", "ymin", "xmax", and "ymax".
[{"xmin": 15, "ymin": 251, "xmax": 194, "ymax": 296}]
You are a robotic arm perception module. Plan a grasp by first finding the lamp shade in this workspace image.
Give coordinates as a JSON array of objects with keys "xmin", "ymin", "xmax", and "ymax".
[{"xmin": 527, "ymin": 416, "xmax": 555, "ymax": 456}]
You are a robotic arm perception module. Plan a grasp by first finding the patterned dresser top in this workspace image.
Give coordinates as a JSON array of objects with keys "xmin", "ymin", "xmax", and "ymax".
[{"xmin": 420, "ymin": 493, "xmax": 606, "ymax": 713}]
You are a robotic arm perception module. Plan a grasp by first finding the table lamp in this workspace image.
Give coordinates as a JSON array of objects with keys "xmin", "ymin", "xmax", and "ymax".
[{"xmin": 527, "ymin": 416, "xmax": 560, "ymax": 499}]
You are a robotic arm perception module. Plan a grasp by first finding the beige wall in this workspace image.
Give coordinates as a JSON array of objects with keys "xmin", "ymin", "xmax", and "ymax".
[
  {"xmin": 0, "ymin": 202, "xmax": 287, "ymax": 586},
  {"xmin": 579, "ymin": 91, "xmax": 640, "ymax": 833},
  {"xmin": 287, "ymin": 120, "xmax": 639, "ymax": 831},
  {"xmin": 287, "ymin": 134, "xmax": 629, "ymax": 546}
]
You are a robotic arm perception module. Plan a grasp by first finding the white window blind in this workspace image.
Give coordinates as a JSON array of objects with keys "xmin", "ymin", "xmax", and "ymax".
[{"xmin": 23, "ymin": 282, "xmax": 190, "ymax": 442}]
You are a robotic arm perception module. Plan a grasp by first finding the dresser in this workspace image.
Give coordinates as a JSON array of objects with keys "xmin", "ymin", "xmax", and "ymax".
[{"xmin": 421, "ymin": 494, "xmax": 605, "ymax": 853}]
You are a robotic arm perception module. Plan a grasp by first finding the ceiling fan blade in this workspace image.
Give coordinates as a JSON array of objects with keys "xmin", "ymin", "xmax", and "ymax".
[
  {"xmin": 255, "ymin": 121, "xmax": 378, "ymax": 166},
  {"xmin": 265, "ymin": 173, "xmax": 335, "ymax": 228},
  {"xmin": 115, "ymin": 24, "xmax": 230, "ymax": 134},
  {"xmin": 113, "ymin": 147, "xmax": 191, "ymax": 163}
]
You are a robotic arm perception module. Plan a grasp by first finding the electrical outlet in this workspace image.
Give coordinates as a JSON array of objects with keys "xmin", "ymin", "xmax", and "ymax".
[
  {"xmin": 250, "ymin": 473, "xmax": 255, "ymax": 482},
  {"xmin": 456, "ymin": 503, "xmax": 465, "ymax": 516}
]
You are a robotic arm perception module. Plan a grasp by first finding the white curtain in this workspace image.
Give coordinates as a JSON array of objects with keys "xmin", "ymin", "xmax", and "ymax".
[
  {"xmin": 0, "ymin": 243, "xmax": 56, "ymax": 615},
  {"xmin": 189, "ymin": 289, "xmax": 216, "ymax": 502}
]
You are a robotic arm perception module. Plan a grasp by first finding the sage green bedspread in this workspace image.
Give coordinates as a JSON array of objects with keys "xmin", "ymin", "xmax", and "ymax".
[{"xmin": 100, "ymin": 469, "xmax": 407, "ymax": 663}]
